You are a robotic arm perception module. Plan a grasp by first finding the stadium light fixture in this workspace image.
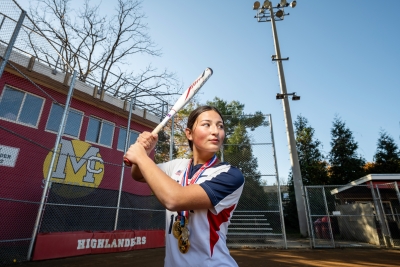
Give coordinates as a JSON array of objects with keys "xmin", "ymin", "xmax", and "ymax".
[
  {"xmin": 292, "ymin": 94, "xmax": 300, "ymax": 101},
  {"xmin": 252, "ymin": 1, "xmax": 307, "ymax": 238},
  {"xmin": 277, "ymin": 0, "xmax": 289, "ymax": 8},
  {"xmin": 262, "ymin": 0, "xmax": 272, "ymax": 9},
  {"xmin": 276, "ymin": 92, "xmax": 301, "ymax": 100},
  {"xmin": 275, "ymin": 9, "xmax": 284, "ymax": 18},
  {"xmin": 253, "ymin": 1, "xmax": 260, "ymax": 9}
]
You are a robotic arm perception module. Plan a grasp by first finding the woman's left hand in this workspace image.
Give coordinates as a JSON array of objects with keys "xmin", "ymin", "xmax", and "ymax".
[
  {"xmin": 136, "ymin": 131, "xmax": 158, "ymax": 155},
  {"xmin": 124, "ymin": 131, "xmax": 158, "ymax": 165}
]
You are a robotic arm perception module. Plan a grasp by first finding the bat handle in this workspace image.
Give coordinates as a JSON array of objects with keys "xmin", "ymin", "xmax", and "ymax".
[{"xmin": 123, "ymin": 157, "xmax": 132, "ymax": 167}]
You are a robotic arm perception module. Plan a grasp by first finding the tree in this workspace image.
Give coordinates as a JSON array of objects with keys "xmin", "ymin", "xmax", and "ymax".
[
  {"xmin": 161, "ymin": 97, "xmax": 273, "ymax": 210},
  {"xmin": 207, "ymin": 98, "xmax": 271, "ymax": 210},
  {"xmin": 293, "ymin": 115, "xmax": 329, "ymax": 186},
  {"xmin": 154, "ymin": 126, "xmax": 177, "ymax": 164},
  {"xmin": 285, "ymin": 115, "xmax": 329, "ymax": 231},
  {"xmin": 368, "ymin": 130, "xmax": 400, "ymax": 173},
  {"xmin": 26, "ymin": 0, "xmax": 180, "ymax": 104},
  {"xmin": 328, "ymin": 116, "xmax": 366, "ymax": 185}
]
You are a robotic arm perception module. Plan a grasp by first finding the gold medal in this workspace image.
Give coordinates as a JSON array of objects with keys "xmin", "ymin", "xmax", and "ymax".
[
  {"xmin": 173, "ymin": 217, "xmax": 188, "ymax": 239},
  {"xmin": 180, "ymin": 225, "xmax": 189, "ymax": 242},
  {"xmin": 172, "ymin": 221, "xmax": 181, "ymax": 239},
  {"xmin": 178, "ymin": 235, "xmax": 190, "ymax": 254}
]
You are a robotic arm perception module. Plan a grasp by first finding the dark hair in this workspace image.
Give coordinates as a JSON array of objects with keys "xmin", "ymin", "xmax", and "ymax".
[{"xmin": 187, "ymin": 105, "xmax": 224, "ymax": 150}]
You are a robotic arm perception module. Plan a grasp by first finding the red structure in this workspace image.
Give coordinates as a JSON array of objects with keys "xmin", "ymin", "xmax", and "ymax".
[{"xmin": 0, "ymin": 47, "xmax": 164, "ymax": 260}]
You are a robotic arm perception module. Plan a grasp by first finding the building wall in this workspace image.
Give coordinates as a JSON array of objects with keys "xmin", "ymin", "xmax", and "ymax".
[{"xmin": 0, "ymin": 59, "xmax": 161, "ymax": 239}]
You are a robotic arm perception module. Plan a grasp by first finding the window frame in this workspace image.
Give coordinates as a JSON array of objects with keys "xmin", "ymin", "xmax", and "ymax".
[
  {"xmin": 85, "ymin": 116, "xmax": 115, "ymax": 148},
  {"xmin": 45, "ymin": 102, "xmax": 84, "ymax": 138},
  {"xmin": 0, "ymin": 85, "xmax": 45, "ymax": 128},
  {"xmin": 117, "ymin": 127, "xmax": 140, "ymax": 152}
]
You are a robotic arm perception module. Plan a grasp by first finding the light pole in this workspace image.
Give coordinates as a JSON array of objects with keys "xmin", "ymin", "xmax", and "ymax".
[{"xmin": 252, "ymin": 0, "xmax": 308, "ymax": 237}]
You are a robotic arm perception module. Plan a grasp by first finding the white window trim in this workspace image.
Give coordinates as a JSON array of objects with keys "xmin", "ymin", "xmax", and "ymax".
[
  {"xmin": 85, "ymin": 116, "xmax": 115, "ymax": 148},
  {"xmin": 44, "ymin": 103, "xmax": 84, "ymax": 138},
  {"xmin": 0, "ymin": 85, "xmax": 45, "ymax": 129},
  {"xmin": 117, "ymin": 127, "xmax": 140, "ymax": 152}
]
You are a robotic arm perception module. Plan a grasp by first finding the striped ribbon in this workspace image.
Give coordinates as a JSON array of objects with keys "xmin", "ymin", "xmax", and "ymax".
[{"xmin": 179, "ymin": 154, "xmax": 218, "ymax": 225}]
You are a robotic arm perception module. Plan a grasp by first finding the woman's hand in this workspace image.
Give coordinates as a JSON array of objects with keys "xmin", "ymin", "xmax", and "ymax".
[
  {"xmin": 124, "ymin": 131, "xmax": 158, "ymax": 166},
  {"xmin": 136, "ymin": 131, "xmax": 158, "ymax": 155}
]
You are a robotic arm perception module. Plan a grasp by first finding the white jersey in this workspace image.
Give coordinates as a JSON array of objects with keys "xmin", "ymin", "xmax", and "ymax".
[{"xmin": 158, "ymin": 159, "xmax": 245, "ymax": 267}]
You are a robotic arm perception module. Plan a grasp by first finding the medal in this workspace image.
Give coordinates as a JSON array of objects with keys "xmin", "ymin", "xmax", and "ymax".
[
  {"xmin": 173, "ymin": 216, "xmax": 188, "ymax": 239},
  {"xmin": 180, "ymin": 225, "xmax": 190, "ymax": 242},
  {"xmin": 172, "ymin": 221, "xmax": 181, "ymax": 239},
  {"xmin": 178, "ymin": 235, "xmax": 190, "ymax": 254},
  {"xmin": 175, "ymin": 155, "xmax": 218, "ymax": 254}
]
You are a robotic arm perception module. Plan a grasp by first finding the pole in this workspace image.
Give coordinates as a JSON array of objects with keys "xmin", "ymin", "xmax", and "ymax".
[
  {"xmin": 27, "ymin": 70, "xmax": 78, "ymax": 260},
  {"xmin": 170, "ymin": 115, "xmax": 174, "ymax": 161},
  {"xmin": 0, "ymin": 10, "xmax": 26, "ymax": 79},
  {"xmin": 268, "ymin": 114, "xmax": 287, "ymax": 248},
  {"xmin": 114, "ymin": 97, "xmax": 134, "ymax": 230},
  {"xmin": 269, "ymin": 5, "xmax": 307, "ymax": 237}
]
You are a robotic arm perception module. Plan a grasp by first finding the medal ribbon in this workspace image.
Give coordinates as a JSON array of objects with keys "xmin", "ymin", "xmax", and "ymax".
[{"xmin": 179, "ymin": 154, "xmax": 218, "ymax": 224}]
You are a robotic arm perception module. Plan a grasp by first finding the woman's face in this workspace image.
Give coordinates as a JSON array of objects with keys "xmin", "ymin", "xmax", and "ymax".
[{"xmin": 186, "ymin": 110, "xmax": 225, "ymax": 154}]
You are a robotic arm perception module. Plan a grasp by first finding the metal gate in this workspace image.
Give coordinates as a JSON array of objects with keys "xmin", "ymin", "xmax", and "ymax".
[{"xmin": 306, "ymin": 182, "xmax": 400, "ymax": 248}]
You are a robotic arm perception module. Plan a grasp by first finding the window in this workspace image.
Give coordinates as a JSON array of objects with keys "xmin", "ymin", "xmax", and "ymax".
[
  {"xmin": 85, "ymin": 117, "xmax": 114, "ymax": 147},
  {"xmin": 117, "ymin": 128, "xmax": 139, "ymax": 151},
  {"xmin": 0, "ymin": 86, "xmax": 44, "ymax": 127},
  {"xmin": 46, "ymin": 103, "xmax": 83, "ymax": 138}
]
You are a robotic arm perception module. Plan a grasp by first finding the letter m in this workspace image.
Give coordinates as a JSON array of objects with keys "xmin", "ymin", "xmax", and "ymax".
[{"xmin": 52, "ymin": 139, "xmax": 100, "ymax": 182}]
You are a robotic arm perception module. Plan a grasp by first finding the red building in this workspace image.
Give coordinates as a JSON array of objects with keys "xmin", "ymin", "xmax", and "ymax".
[{"xmin": 0, "ymin": 45, "xmax": 164, "ymax": 260}]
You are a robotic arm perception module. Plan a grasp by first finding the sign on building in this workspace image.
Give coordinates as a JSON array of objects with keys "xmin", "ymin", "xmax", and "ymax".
[{"xmin": 0, "ymin": 144, "xmax": 20, "ymax": 167}]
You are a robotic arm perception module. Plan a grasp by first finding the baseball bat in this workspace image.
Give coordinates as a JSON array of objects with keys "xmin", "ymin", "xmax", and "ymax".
[{"xmin": 124, "ymin": 67, "xmax": 213, "ymax": 166}]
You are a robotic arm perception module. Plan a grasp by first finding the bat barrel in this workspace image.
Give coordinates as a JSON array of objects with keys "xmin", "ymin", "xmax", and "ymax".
[{"xmin": 123, "ymin": 67, "xmax": 213, "ymax": 166}]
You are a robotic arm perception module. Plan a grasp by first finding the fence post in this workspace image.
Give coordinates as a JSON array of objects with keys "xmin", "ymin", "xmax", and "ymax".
[
  {"xmin": 304, "ymin": 187, "xmax": 315, "ymax": 248},
  {"xmin": 394, "ymin": 182, "xmax": 400, "ymax": 205},
  {"xmin": 114, "ymin": 97, "xmax": 134, "ymax": 230},
  {"xmin": 0, "ymin": 10, "xmax": 26, "ymax": 79},
  {"xmin": 170, "ymin": 114, "xmax": 174, "ymax": 161},
  {"xmin": 321, "ymin": 186, "xmax": 335, "ymax": 247},
  {"xmin": 268, "ymin": 114, "xmax": 287, "ymax": 248},
  {"xmin": 375, "ymin": 185, "xmax": 394, "ymax": 247},
  {"xmin": 370, "ymin": 181, "xmax": 388, "ymax": 247},
  {"xmin": 27, "ymin": 70, "xmax": 77, "ymax": 260}
]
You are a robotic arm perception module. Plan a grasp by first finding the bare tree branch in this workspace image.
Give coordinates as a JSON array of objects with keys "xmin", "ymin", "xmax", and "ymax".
[{"xmin": 25, "ymin": 0, "xmax": 181, "ymax": 115}]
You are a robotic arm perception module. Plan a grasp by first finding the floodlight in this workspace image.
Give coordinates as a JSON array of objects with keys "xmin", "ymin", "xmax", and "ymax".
[
  {"xmin": 290, "ymin": 1, "xmax": 297, "ymax": 8},
  {"xmin": 275, "ymin": 9, "xmax": 284, "ymax": 18},
  {"xmin": 277, "ymin": 0, "xmax": 289, "ymax": 8},
  {"xmin": 253, "ymin": 1, "xmax": 260, "ymax": 10},
  {"xmin": 292, "ymin": 94, "xmax": 300, "ymax": 101},
  {"xmin": 262, "ymin": 0, "xmax": 271, "ymax": 9}
]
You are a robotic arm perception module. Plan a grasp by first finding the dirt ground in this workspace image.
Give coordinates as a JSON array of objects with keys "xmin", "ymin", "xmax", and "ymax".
[{"xmin": 5, "ymin": 247, "xmax": 400, "ymax": 267}]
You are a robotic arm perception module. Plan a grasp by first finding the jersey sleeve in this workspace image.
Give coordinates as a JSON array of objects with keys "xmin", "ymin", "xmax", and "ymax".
[
  {"xmin": 200, "ymin": 166, "xmax": 245, "ymax": 214},
  {"xmin": 157, "ymin": 159, "xmax": 188, "ymax": 180}
]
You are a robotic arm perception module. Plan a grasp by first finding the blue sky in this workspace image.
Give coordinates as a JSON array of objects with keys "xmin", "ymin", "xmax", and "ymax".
[{"xmin": 16, "ymin": 0, "xmax": 400, "ymax": 185}]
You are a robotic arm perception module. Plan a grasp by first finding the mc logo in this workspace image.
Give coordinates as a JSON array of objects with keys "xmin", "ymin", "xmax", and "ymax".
[{"xmin": 43, "ymin": 139, "xmax": 105, "ymax": 198}]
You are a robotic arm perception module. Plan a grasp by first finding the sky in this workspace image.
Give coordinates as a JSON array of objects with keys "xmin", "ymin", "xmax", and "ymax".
[{"xmin": 15, "ymin": 0, "xmax": 400, "ymax": 185}]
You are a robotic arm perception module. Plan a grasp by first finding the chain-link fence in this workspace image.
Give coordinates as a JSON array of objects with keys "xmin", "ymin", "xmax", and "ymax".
[
  {"xmin": 1, "ymin": 1, "xmax": 287, "ymax": 265},
  {"xmin": 305, "ymin": 183, "xmax": 400, "ymax": 249},
  {"xmin": 176, "ymin": 114, "xmax": 287, "ymax": 248},
  {"xmin": 0, "ymin": 1, "xmax": 164, "ymax": 264},
  {"xmin": 223, "ymin": 115, "xmax": 286, "ymax": 248}
]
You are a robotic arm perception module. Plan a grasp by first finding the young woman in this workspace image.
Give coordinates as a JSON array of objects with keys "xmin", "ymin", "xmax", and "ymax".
[{"xmin": 124, "ymin": 105, "xmax": 245, "ymax": 267}]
